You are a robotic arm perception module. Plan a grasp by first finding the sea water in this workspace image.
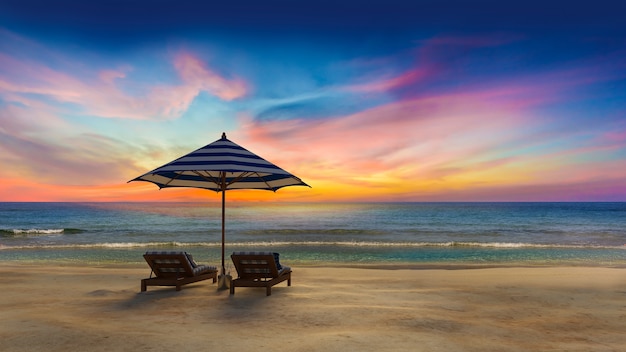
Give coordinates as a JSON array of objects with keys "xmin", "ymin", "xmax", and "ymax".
[{"xmin": 1, "ymin": 202, "xmax": 625, "ymax": 266}]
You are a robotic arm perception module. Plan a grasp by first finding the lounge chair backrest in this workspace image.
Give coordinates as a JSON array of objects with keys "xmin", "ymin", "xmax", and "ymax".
[
  {"xmin": 231, "ymin": 252, "xmax": 280, "ymax": 280},
  {"xmin": 144, "ymin": 251, "xmax": 195, "ymax": 278}
]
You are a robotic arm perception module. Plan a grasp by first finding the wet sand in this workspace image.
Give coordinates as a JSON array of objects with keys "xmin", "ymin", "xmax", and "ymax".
[{"xmin": 1, "ymin": 264, "xmax": 625, "ymax": 351}]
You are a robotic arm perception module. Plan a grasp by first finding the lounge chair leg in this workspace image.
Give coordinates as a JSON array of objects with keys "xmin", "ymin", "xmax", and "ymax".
[
  {"xmin": 141, "ymin": 280, "xmax": 147, "ymax": 292},
  {"xmin": 230, "ymin": 285, "xmax": 235, "ymax": 295},
  {"xmin": 266, "ymin": 286, "xmax": 271, "ymax": 296}
]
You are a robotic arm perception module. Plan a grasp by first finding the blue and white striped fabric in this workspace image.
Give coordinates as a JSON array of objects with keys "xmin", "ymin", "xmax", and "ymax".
[{"xmin": 130, "ymin": 133, "xmax": 309, "ymax": 192}]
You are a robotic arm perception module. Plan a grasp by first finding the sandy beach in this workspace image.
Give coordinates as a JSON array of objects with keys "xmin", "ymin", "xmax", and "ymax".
[{"xmin": 1, "ymin": 264, "xmax": 625, "ymax": 351}]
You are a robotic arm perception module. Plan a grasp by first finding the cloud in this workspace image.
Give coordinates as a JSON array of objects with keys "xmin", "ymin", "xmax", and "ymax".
[
  {"xmin": 241, "ymin": 87, "xmax": 531, "ymax": 180},
  {"xmin": 342, "ymin": 67, "xmax": 430, "ymax": 94},
  {"xmin": 0, "ymin": 103, "xmax": 144, "ymax": 187},
  {"xmin": 237, "ymin": 46, "xmax": 626, "ymax": 201},
  {"xmin": 0, "ymin": 31, "xmax": 252, "ymax": 198},
  {"xmin": 0, "ymin": 31, "xmax": 248, "ymax": 120},
  {"xmin": 1, "ymin": 29, "xmax": 624, "ymax": 202},
  {"xmin": 0, "ymin": 129, "xmax": 139, "ymax": 186},
  {"xmin": 173, "ymin": 52, "xmax": 247, "ymax": 101}
]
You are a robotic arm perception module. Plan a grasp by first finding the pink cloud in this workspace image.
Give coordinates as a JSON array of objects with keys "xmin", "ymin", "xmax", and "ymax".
[
  {"xmin": 173, "ymin": 52, "xmax": 247, "ymax": 101},
  {"xmin": 239, "ymin": 88, "xmax": 531, "ymax": 182},
  {"xmin": 601, "ymin": 125, "xmax": 626, "ymax": 146},
  {"xmin": 343, "ymin": 67, "xmax": 430, "ymax": 93},
  {"xmin": 392, "ymin": 177, "xmax": 626, "ymax": 202},
  {"xmin": 336, "ymin": 34, "xmax": 520, "ymax": 92},
  {"xmin": 333, "ymin": 33, "xmax": 613, "ymax": 112},
  {"xmin": 0, "ymin": 34, "xmax": 248, "ymax": 120},
  {"xmin": 1, "ymin": 29, "xmax": 624, "ymax": 202},
  {"xmin": 98, "ymin": 69, "xmax": 127, "ymax": 84},
  {"xmin": 238, "ymin": 67, "xmax": 626, "ymax": 201},
  {"xmin": 0, "ymin": 103, "xmax": 148, "ymax": 187}
]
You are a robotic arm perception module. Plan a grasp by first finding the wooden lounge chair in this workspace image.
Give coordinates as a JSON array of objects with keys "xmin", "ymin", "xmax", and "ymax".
[
  {"xmin": 141, "ymin": 251, "xmax": 218, "ymax": 292},
  {"xmin": 230, "ymin": 251, "xmax": 292, "ymax": 296}
]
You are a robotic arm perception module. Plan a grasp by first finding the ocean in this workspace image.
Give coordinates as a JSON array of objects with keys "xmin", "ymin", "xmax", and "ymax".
[{"xmin": 1, "ymin": 202, "xmax": 625, "ymax": 267}]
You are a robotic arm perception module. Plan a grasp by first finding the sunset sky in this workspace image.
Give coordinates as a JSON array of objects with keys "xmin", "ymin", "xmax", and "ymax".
[{"xmin": 1, "ymin": 0, "xmax": 625, "ymax": 202}]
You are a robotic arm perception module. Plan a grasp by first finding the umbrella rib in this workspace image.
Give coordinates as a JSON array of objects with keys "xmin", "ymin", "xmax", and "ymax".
[
  {"xmin": 226, "ymin": 172, "xmax": 253, "ymax": 188},
  {"xmin": 188, "ymin": 170, "xmax": 257, "ymax": 191},
  {"xmin": 160, "ymin": 172, "xmax": 184, "ymax": 187},
  {"xmin": 253, "ymin": 172, "xmax": 277, "ymax": 191},
  {"xmin": 191, "ymin": 170, "xmax": 222, "ymax": 188}
]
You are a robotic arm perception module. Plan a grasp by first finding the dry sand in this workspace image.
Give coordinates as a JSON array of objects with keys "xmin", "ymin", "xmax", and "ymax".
[{"xmin": 1, "ymin": 263, "xmax": 625, "ymax": 351}]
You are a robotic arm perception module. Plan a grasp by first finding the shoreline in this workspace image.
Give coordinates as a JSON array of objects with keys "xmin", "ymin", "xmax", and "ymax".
[
  {"xmin": 1, "ymin": 263, "xmax": 625, "ymax": 351},
  {"xmin": 3, "ymin": 259, "xmax": 626, "ymax": 270}
]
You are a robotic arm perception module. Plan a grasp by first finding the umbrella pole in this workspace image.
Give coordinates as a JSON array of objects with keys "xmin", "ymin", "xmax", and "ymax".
[
  {"xmin": 221, "ymin": 188, "xmax": 225, "ymax": 276},
  {"xmin": 217, "ymin": 175, "xmax": 231, "ymax": 290}
]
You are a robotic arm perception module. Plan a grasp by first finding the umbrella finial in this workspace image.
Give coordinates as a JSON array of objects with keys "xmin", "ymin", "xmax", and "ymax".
[{"xmin": 221, "ymin": 132, "xmax": 227, "ymax": 140}]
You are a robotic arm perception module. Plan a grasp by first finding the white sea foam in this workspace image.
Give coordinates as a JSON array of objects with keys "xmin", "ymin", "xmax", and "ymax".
[
  {"xmin": 0, "ymin": 241, "xmax": 623, "ymax": 250},
  {"xmin": 12, "ymin": 229, "xmax": 65, "ymax": 234}
]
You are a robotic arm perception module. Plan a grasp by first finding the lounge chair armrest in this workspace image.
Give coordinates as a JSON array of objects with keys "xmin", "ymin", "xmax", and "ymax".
[
  {"xmin": 193, "ymin": 265, "xmax": 218, "ymax": 276},
  {"xmin": 278, "ymin": 266, "xmax": 291, "ymax": 275}
]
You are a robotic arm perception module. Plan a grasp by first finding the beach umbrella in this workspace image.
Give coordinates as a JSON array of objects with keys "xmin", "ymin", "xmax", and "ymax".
[{"xmin": 129, "ymin": 132, "xmax": 309, "ymax": 284}]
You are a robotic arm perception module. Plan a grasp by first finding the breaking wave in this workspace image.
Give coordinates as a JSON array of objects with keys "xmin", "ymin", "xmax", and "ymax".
[
  {"xmin": 1, "ymin": 241, "xmax": 624, "ymax": 250},
  {"xmin": 0, "ymin": 228, "xmax": 84, "ymax": 236}
]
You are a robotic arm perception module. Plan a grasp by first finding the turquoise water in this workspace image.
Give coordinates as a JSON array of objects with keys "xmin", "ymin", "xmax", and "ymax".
[{"xmin": 1, "ymin": 202, "xmax": 625, "ymax": 266}]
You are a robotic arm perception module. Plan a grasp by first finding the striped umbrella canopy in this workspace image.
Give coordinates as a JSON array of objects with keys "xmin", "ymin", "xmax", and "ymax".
[{"xmin": 130, "ymin": 132, "xmax": 309, "ymax": 279}]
